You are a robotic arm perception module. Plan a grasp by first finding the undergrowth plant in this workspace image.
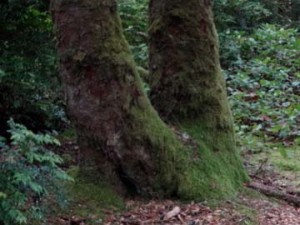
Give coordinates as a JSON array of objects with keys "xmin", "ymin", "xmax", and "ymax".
[
  {"xmin": 119, "ymin": 0, "xmax": 148, "ymax": 68},
  {"xmin": 0, "ymin": 119, "xmax": 72, "ymax": 225},
  {"xmin": 222, "ymin": 24, "xmax": 300, "ymax": 145},
  {"xmin": 0, "ymin": 0, "xmax": 66, "ymax": 136}
]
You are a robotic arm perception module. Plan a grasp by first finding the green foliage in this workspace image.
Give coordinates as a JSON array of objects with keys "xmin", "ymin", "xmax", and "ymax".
[
  {"xmin": 0, "ymin": 0, "xmax": 65, "ymax": 135},
  {"xmin": 213, "ymin": 0, "xmax": 299, "ymax": 32},
  {"xmin": 213, "ymin": 0, "xmax": 271, "ymax": 31},
  {"xmin": 261, "ymin": 0, "xmax": 300, "ymax": 26},
  {"xmin": 119, "ymin": 0, "xmax": 148, "ymax": 67},
  {"xmin": 223, "ymin": 24, "xmax": 300, "ymax": 143},
  {"xmin": 0, "ymin": 119, "xmax": 72, "ymax": 225}
]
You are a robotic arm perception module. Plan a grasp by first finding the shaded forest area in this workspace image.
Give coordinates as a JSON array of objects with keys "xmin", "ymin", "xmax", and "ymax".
[{"xmin": 0, "ymin": 0, "xmax": 299, "ymax": 224}]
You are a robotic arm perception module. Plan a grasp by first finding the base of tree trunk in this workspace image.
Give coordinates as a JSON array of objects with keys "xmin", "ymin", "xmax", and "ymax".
[
  {"xmin": 176, "ymin": 121, "xmax": 248, "ymax": 199},
  {"xmin": 52, "ymin": 0, "xmax": 248, "ymax": 200}
]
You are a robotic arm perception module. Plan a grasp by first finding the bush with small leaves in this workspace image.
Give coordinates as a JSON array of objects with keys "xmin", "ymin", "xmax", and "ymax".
[
  {"xmin": 0, "ymin": 119, "xmax": 73, "ymax": 225},
  {"xmin": 222, "ymin": 24, "xmax": 300, "ymax": 144}
]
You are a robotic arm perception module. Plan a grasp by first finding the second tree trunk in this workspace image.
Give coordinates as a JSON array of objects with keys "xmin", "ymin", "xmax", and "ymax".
[{"xmin": 149, "ymin": 0, "xmax": 248, "ymax": 198}]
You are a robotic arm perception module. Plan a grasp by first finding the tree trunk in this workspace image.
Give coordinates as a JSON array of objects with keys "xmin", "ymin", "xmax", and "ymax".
[
  {"xmin": 149, "ymin": 0, "xmax": 227, "ymax": 122},
  {"xmin": 149, "ymin": 0, "xmax": 248, "ymax": 197},
  {"xmin": 52, "ymin": 0, "xmax": 247, "ymax": 200},
  {"xmin": 51, "ymin": 0, "xmax": 194, "ymax": 198}
]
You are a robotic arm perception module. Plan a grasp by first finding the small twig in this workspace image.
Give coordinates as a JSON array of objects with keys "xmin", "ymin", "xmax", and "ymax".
[{"xmin": 253, "ymin": 158, "xmax": 268, "ymax": 176}]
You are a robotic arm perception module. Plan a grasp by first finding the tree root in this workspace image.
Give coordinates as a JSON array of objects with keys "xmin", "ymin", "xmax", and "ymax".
[{"xmin": 247, "ymin": 182, "xmax": 300, "ymax": 207}]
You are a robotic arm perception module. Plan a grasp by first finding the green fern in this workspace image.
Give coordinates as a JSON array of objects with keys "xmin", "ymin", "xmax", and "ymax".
[{"xmin": 0, "ymin": 119, "xmax": 73, "ymax": 225}]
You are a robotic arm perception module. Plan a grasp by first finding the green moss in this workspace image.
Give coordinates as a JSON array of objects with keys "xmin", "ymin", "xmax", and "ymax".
[
  {"xmin": 137, "ymin": 114, "xmax": 248, "ymax": 201},
  {"xmin": 137, "ymin": 66, "xmax": 149, "ymax": 81},
  {"xmin": 178, "ymin": 123, "xmax": 249, "ymax": 200},
  {"xmin": 65, "ymin": 167, "xmax": 124, "ymax": 218},
  {"xmin": 149, "ymin": 0, "xmax": 228, "ymax": 121},
  {"xmin": 58, "ymin": 128, "xmax": 76, "ymax": 140},
  {"xmin": 247, "ymin": 143, "xmax": 300, "ymax": 193},
  {"xmin": 234, "ymin": 203, "xmax": 258, "ymax": 225},
  {"xmin": 127, "ymin": 86, "xmax": 248, "ymax": 200},
  {"xmin": 271, "ymin": 148, "xmax": 300, "ymax": 172},
  {"xmin": 240, "ymin": 187, "xmax": 266, "ymax": 200},
  {"xmin": 276, "ymin": 161, "xmax": 300, "ymax": 171},
  {"xmin": 128, "ymin": 101, "xmax": 189, "ymax": 196}
]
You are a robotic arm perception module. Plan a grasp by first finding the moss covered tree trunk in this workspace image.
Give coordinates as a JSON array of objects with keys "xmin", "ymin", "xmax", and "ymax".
[
  {"xmin": 149, "ymin": 0, "xmax": 248, "ymax": 197},
  {"xmin": 52, "ymin": 0, "xmax": 247, "ymax": 200},
  {"xmin": 51, "ymin": 0, "xmax": 194, "ymax": 198},
  {"xmin": 149, "ymin": 0, "xmax": 226, "ymax": 121}
]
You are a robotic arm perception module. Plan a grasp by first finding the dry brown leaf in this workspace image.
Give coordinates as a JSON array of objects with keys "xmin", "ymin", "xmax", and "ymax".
[{"xmin": 164, "ymin": 206, "xmax": 181, "ymax": 221}]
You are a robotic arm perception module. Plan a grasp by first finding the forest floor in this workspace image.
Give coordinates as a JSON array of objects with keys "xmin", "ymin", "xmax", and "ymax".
[{"xmin": 49, "ymin": 139, "xmax": 300, "ymax": 225}]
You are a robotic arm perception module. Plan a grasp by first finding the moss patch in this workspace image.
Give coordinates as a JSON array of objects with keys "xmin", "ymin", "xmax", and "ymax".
[
  {"xmin": 248, "ymin": 143, "xmax": 300, "ymax": 174},
  {"xmin": 245, "ymin": 141, "xmax": 300, "ymax": 194},
  {"xmin": 178, "ymin": 123, "xmax": 249, "ymax": 200},
  {"xmin": 58, "ymin": 128, "xmax": 76, "ymax": 140},
  {"xmin": 271, "ymin": 146, "xmax": 300, "ymax": 172},
  {"xmin": 234, "ymin": 202, "xmax": 258, "ymax": 225},
  {"xmin": 128, "ymin": 100, "xmax": 189, "ymax": 197},
  {"xmin": 147, "ymin": 0, "xmax": 248, "ymax": 199},
  {"xmin": 64, "ymin": 167, "xmax": 124, "ymax": 220},
  {"xmin": 149, "ymin": 0, "xmax": 227, "ymax": 120}
]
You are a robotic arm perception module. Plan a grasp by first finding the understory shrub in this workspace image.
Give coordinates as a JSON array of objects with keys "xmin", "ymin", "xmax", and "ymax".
[
  {"xmin": 221, "ymin": 24, "xmax": 300, "ymax": 144},
  {"xmin": 119, "ymin": 0, "xmax": 148, "ymax": 68},
  {"xmin": 0, "ymin": 120, "xmax": 72, "ymax": 225},
  {"xmin": 0, "ymin": 0, "xmax": 66, "ymax": 137}
]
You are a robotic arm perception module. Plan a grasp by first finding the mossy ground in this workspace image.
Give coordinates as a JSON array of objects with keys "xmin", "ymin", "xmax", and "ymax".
[
  {"xmin": 246, "ymin": 141, "xmax": 300, "ymax": 189},
  {"xmin": 49, "ymin": 166, "xmax": 125, "ymax": 224},
  {"xmin": 45, "ymin": 132, "xmax": 300, "ymax": 225},
  {"xmin": 271, "ymin": 146, "xmax": 300, "ymax": 173},
  {"xmin": 52, "ymin": 123, "xmax": 249, "ymax": 223},
  {"xmin": 67, "ymin": 166, "xmax": 124, "ymax": 209},
  {"xmin": 57, "ymin": 121, "xmax": 248, "ymax": 202}
]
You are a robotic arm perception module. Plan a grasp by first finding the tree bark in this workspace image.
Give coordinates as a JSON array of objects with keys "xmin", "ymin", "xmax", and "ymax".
[
  {"xmin": 149, "ymin": 0, "xmax": 228, "ymax": 122},
  {"xmin": 149, "ymin": 0, "xmax": 248, "ymax": 195},
  {"xmin": 51, "ymin": 0, "xmax": 189, "ymax": 197},
  {"xmin": 52, "ymin": 0, "xmax": 247, "ymax": 200}
]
